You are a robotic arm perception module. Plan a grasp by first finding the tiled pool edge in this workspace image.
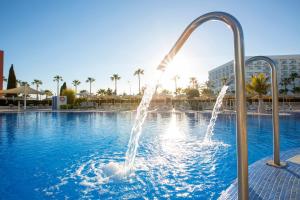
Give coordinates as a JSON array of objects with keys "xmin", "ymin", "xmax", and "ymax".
[{"xmin": 219, "ymin": 147, "xmax": 300, "ymax": 200}]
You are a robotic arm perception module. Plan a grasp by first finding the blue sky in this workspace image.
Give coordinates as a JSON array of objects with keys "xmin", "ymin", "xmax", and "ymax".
[{"xmin": 1, "ymin": 1, "xmax": 300, "ymax": 95}]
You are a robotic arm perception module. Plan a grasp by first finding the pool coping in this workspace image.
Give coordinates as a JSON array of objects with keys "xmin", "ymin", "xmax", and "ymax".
[{"xmin": 0, "ymin": 109, "xmax": 299, "ymax": 115}]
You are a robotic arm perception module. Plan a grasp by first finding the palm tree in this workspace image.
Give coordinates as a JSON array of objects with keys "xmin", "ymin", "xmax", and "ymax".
[
  {"xmin": 189, "ymin": 77, "xmax": 198, "ymax": 89},
  {"xmin": 110, "ymin": 74, "xmax": 121, "ymax": 95},
  {"xmin": 134, "ymin": 68, "xmax": 144, "ymax": 94},
  {"xmin": 31, "ymin": 79, "xmax": 43, "ymax": 100},
  {"xmin": 72, "ymin": 80, "xmax": 81, "ymax": 95},
  {"xmin": 21, "ymin": 81, "xmax": 28, "ymax": 86},
  {"xmin": 44, "ymin": 89, "xmax": 53, "ymax": 99},
  {"xmin": 106, "ymin": 88, "xmax": 113, "ymax": 96},
  {"xmin": 53, "ymin": 75, "xmax": 63, "ymax": 96},
  {"xmin": 221, "ymin": 77, "xmax": 228, "ymax": 86},
  {"xmin": 246, "ymin": 73, "xmax": 270, "ymax": 113},
  {"xmin": 176, "ymin": 87, "xmax": 183, "ymax": 95},
  {"xmin": 97, "ymin": 89, "xmax": 106, "ymax": 96},
  {"xmin": 280, "ymin": 78, "xmax": 290, "ymax": 94},
  {"xmin": 79, "ymin": 90, "xmax": 88, "ymax": 97},
  {"xmin": 43, "ymin": 89, "xmax": 53, "ymax": 104},
  {"xmin": 289, "ymin": 72, "xmax": 298, "ymax": 93},
  {"xmin": 280, "ymin": 77, "xmax": 291, "ymax": 109},
  {"xmin": 86, "ymin": 77, "xmax": 95, "ymax": 96},
  {"xmin": 172, "ymin": 75, "xmax": 180, "ymax": 95}
]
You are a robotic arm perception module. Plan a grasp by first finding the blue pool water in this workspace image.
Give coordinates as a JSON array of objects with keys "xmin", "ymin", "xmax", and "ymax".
[{"xmin": 0, "ymin": 111, "xmax": 299, "ymax": 200}]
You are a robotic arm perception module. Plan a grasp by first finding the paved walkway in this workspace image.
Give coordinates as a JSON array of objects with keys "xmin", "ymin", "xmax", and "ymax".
[{"xmin": 219, "ymin": 148, "xmax": 300, "ymax": 200}]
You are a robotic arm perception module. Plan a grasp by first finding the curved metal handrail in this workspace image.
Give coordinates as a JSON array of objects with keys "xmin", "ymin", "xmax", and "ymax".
[
  {"xmin": 246, "ymin": 56, "xmax": 286, "ymax": 168},
  {"xmin": 157, "ymin": 12, "xmax": 248, "ymax": 199}
]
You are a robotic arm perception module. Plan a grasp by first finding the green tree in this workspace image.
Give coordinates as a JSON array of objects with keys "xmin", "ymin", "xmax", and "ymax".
[
  {"xmin": 106, "ymin": 88, "xmax": 113, "ymax": 96},
  {"xmin": 53, "ymin": 75, "xmax": 63, "ymax": 96},
  {"xmin": 60, "ymin": 82, "xmax": 67, "ymax": 96},
  {"xmin": 44, "ymin": 89, "xmax": 53, "ymax": 99},
  {"xmin": 134, "ymin": 68, "xmax": 144, "ymax": 94},
  {"xmin": 86, "ymin": 77, "xmax": 95, "ymax": 95},
  {"xmin": 246, "ymin": 73, "xmax": 270, "ymax": 113},
  {"xmin": 79, "ymin": 90, "xmax": 88, "ymax": 97},
  {"xmin": 31, "ymin": 79, "xmax": 43, "ymax": 100},
  {"xmin": 289, "ymin": 72, "xmax": 298, "ymax": 93},
  {"xmin": 185, "ymin": 88, "xmax": 200, "ymax": 98},
  {"xmin": 279, "ymin": 78, "xmax": 290, "ymax": 95},
  {"xmin": 62, "ymin": 89, "xmax": 76, "ymax": 104},
  {"xmin": 43, "ymin": 89, "xmax": 53, "ymax": 104},
  {"xmin": 221, "ymin": 77, "xmax": 228, "ymax": 85},
  {"xmin": 97, "ymin": 89, "xmax": 106, "ymax": 96},
  {"xmin": 160, "ymin": 89, "xmax": 172, "ymax": 95},
  {"xmin": 72, "ymin": 80, "xmax": 81, "ymax": 95},
  {"xmin": 21, "ymin": 81, "xmax": 29, "ymax": 86},
  {"xmin": 176, "ymin": 87, "xmax": 183, "ymax": 95},
  {"xmin": 110, "ymin": 74, "xmax": 121, "ymax": 95},
  {"xmin": 189, "ymin": 77, "xmax": 198, "ymax": 89},
  {"xmin": 200, "ymin": 81, "xmax": 215, "ymax": 97},
  {"xmin": 6, "ymin": 64, "xmax": 17, "ymax": 97}
]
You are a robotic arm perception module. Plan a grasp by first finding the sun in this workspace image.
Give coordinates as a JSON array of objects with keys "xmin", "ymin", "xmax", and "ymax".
[{"xmin": 159, "ymin": 52, "xmax": 193, "ymax": 92}]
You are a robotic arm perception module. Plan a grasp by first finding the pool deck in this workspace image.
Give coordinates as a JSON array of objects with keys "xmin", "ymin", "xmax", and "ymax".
[{"xmin": 219, "ymin": 148, "xmax": 300, "ymax": 200}]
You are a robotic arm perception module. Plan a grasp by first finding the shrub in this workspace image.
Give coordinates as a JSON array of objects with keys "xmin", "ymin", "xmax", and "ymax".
[
  {"xmin": 74, "ymin": 97, "xmax": 87, "ymax": 105},
  {"xmin": 62, "ymin": 89, "xmax": 76, "ymax": 104},
  {"xmin": 60, "ymin": 104, "xmax": 74, "ymax": 109}
]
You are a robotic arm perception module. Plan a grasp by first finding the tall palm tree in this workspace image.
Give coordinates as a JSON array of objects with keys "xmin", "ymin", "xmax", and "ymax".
[
  {"xmin": 172, "ymin": 75, "xmax": 180, "ymax": 95},
  {"xmin": 53, "ymin": 75, "xmax": 63, "ymax": 96},
  {"xmin": 189, "ymin": 77, "xmax": 198, "ymax": 89},
  {"xmin": 246, "ymin": 73, "xmax": 270, "ymax": 113},
  {"xmin": 86, "ymin": 77, "xmax": 95, "ymax": 96},
  {"xmin": 134, "ymin": 68, "xmax": 144, "ymax": 94},
  {"xmin": 289, "ymin": 72, "xmax": 298, "ymax": 93},
  {"xmin": 72, "ymin": 80, "xmax": 81, "ymax": 95},
  {"xmin": 31, "ymin": 79, "xmax": 43, "ymax": 100},
  {"xmin": 110, "ymin": 74, "xmax": 121, "ymax": 95}
]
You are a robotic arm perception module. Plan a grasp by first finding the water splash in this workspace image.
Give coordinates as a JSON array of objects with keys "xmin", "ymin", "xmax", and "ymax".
[
  {"xmin": 124, "ymin": 70, "xmax": 164, "ymax": 172},
  {"xmin": 204, "ymin": 85, "xmax": 228, "ymax": 143}
]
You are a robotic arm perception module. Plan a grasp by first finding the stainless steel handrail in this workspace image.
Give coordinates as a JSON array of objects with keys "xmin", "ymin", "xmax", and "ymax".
[
  {"xmin": 157, "ymin": 12, "xmax": 248, "ymax": 199},
  {"xmin": 246, "ymin": 56, "xmax": 286, "ymax": 168}
]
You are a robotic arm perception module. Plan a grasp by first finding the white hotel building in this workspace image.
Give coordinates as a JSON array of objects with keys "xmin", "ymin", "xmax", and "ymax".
[{"xmin": 208, "ymin": 54, "xmax": 300, "ymax": 94}]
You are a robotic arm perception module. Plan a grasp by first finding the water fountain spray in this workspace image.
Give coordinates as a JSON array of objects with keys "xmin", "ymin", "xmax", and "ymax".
[{"xmin": 125, "ymin": 12, "xmax": 248, "ymax": 199}]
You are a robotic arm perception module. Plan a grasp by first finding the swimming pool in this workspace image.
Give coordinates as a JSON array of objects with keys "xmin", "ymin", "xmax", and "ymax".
[{"xmin": 0, "ymin": 112, "xmax": 299, "ymax": 199}]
